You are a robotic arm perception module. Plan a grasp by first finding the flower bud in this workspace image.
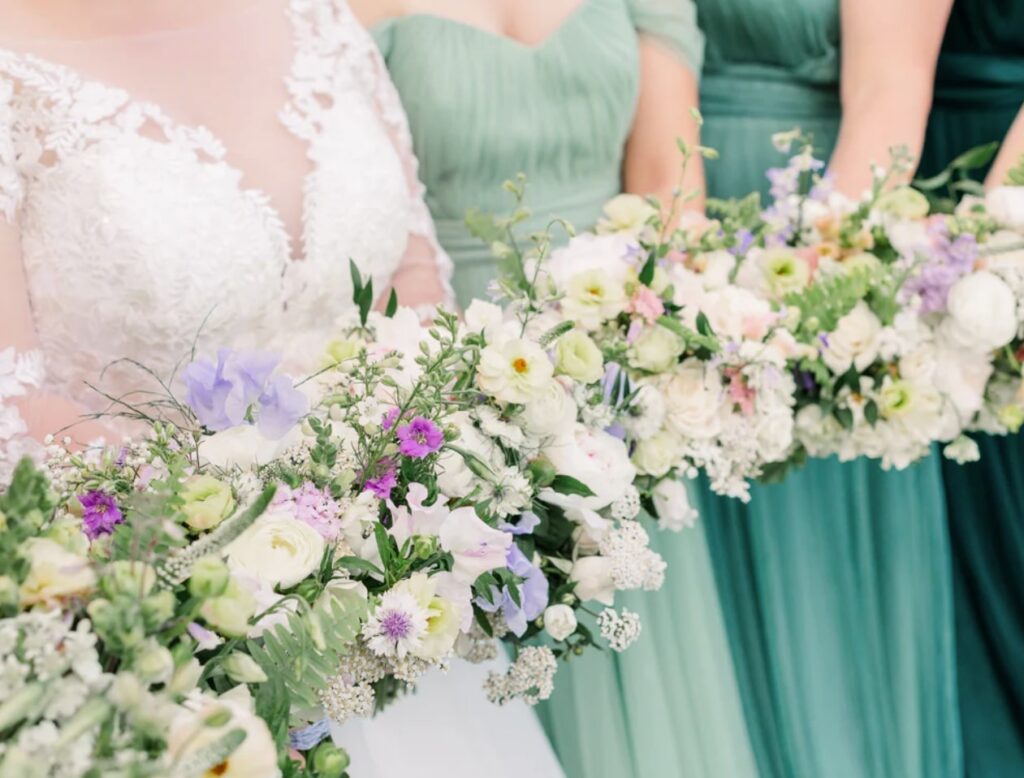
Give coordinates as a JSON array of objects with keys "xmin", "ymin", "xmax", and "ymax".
[
  {"xmin": 180, "ymin": 475, "xmax": 236, "ymax": 531},
  {"xmin": 141, "ymin": 590, "xmax": 176, "ymax": 628},
  {"xmin": 311, "ymin": 742, "xmax": 351, "ymax": 778},
  {"xmin": 102, "ymin": 561, "xmax": 157, "ymax": 599},
  {"xmin": 412, "ymin": 535, "xmax": 438, "ymax": 560},
  {"xmin": 527, "ymin": 458, "xmax": 556, "ymax": 488},
  {"xmin": 167, "ymin": 658, "xmax": 203, "ymax": 696},
  {"xmin": 188, "ymin": 557, "xmax": 230, "ymax": 599},
  {"xmin": 221, "ymin": 652, "xmax": 269, "ymax": 684},
  {"xmin": 132, "ymin": 640, "xmax": 175, "ymax": 685},
  {"xmin": 199, "ymin": 578, "xmax": 257, "ymax": 638},
  {"xmin": 543, "ymin": 604, "xmax": 578, "ymax": 641}
]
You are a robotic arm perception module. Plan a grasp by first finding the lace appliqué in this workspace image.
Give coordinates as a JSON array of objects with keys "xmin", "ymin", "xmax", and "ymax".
[{"xmin": 0, "ymin": 348, "xmax": 46, "ymax": 486}]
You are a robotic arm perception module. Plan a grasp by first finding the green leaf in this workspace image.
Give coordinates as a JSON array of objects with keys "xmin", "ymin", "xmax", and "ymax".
[
  {"xmin": 696, "ymin": 311, "xmax": 715, "ymax": 338},
  {"xmin": 349, "ymin": 259, "xmax": 364, "ymax": 305},
  {"xmin": 638, "ymin": 254, "xmax": 656, "ymax": 286},
  {"xmin": 549, "ymin": 475, "xmax": 596, "ymax": 498},
  {"xmin": 464, "ymin": 208, "xmax": 506, "ymax": 245},
  {"xmin": 864, "ymin": 400, "xmax": 879, "ymax": 426},
  {"xmin": 358, "ymin": 281, "xmax": 374, "ymax": 328},
  {"xmin": 834, "ymin": 407, "xmax": 854, "ymax": 431},
  {"xmin": 384, "ymin": 289, "xmax": 399, "ymax": 318},
  {"xmin": 373, "ymin": 523, "xmax": 396, "ymax": 574},
  {"xmin": 336, "ymin": 556, "xmax": 384, "ymax": 578},
  {"xmin": 912, "ymin": 169, "xmax": 951, "ymax": 191},
  {"xmin": 950, "ymin": 141, "xmax": 999, "ymax": 172}
]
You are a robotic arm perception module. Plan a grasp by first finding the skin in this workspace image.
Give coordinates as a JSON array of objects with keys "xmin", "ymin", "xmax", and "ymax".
[
  {"xmin": 986, "ymin": 104, "xmax": 1024, "ymax": 188},
  {"xmin": 829, "ymin": 0, "xmax": 955, "ymax": 196},
  {"xmin": 349, "ymin": 0, "xmax": 705, "ymax": 210}
]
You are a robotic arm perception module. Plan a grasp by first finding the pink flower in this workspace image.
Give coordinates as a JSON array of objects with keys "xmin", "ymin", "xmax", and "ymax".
[
  {"xmin": 272, "ymin": 481, "xmax": 342, "ymax": 541},
  {"xmin": 396, "ymin": 416, "xmax": 444, "ymax": 459},
  {"xmin": 725, "ymin": 368, "xmax": 757, "ymax": 416},
  {"xmin": 627, "ymin": 286, "xmax": 665, "ymax": 324}
]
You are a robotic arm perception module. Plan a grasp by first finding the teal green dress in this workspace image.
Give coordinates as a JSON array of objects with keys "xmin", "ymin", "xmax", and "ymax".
[
  {"xmin": 694, "ymin": 2, "xmax": 962, "ymax": 777},
  {"xmin": 919, "ymin": 2, "xmax": 1024, "ymax": 775},
  {"xmin": 374, "ymin": 3, "xmax": 759, "ymax": 776}
]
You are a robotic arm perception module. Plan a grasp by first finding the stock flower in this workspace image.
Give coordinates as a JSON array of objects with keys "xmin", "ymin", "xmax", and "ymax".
[
  {"xmin": 19, "ymin": 538, "xmax": 96, "ymax": 607},
  {"xmin": 396, "ymin": 416, "xmax": 444, "ymax": 458},
  {"xmin": 477, "ymin": 338, "xmax": 554, "ymax": 404},
  {"xmin": 180, "ymin": 475, "xmax": 236, "ymax": 531},
  {"xmin": 554, "ymin": 330, "xmax": 604, "ymax": 384},
  {"xmin": 272, "ymin": 481, "xmax": 342, "ymax": 541},
  {"xmin": 439, "ymin": 507, "xmax": 513, "ymax": 584},
  {"xmin": 226, "ymin": 512, "xmax": 326, "ymax": 589},
  {"xmin": 78, "ymin": 490, "xmax": 123, "ymax": 540},
  {"xmin": 626, "ymin": 285, "xmax": 665, "ymax": 324}
]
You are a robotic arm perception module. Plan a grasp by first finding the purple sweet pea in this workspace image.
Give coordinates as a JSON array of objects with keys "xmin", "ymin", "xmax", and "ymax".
[
  {"xmin": 395, "ymin": 416, "xmax": 444, "ymax": 459},
  {"xmin": 79, "ymin": 490, "xmax": 124, "ymax": 540},
  {"xmin": 476, "ymin": 545, "xmax": 549, "ymax": 637},
  {"xmin": 499, "ymin": 511, "xmax": 541, "ymax": 536},
  {"xmin": 257, "ymin": 374, "xmax": 308, "ymax": 439}
]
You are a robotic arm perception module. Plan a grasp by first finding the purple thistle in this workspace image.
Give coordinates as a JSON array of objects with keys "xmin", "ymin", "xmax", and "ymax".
[
  {"xmin": 395, "ymin": 416, "xmax": 444, "ymax": 459},
  {"xmin": 79, "ymin": 490, "xmax": 124, "ymax": 540},
  {"xmin": 364, "ymin": 459, "xmax": 398, "ymax": 500}
]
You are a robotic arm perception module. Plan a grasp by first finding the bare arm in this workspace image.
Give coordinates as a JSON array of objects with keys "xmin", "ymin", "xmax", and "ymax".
[
  {"xmin": 624, "ymin": 36, "xmax": 705, "ymax": 212},
  {"xmin": 828, "ymin": 0, "xmax": 953, "ymax": 196},
  {"xmin": 986, "ymin": 103, "xmax": 1024, "ymax": 187}
]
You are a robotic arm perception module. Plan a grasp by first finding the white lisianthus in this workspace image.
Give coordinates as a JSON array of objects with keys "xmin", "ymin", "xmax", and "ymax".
[
  {"xmin": 542, "ymin": 423, "xmax": 636, "ymax": 511},
  {"xmin": 985, "ymin": 186, "xmax": 1024, "ymax": 230},
  {"xmin": 596, "ymin": 193, "xmax": 657, "ymax": 237},
  {"xmin": 226, "ymin": 512, "xmax": 326, "ymax": 589},
  {"xmin": 563, "ymin": 269, "xmax": 629, "ymax": 330},
  {"xmin": 543, "ymin": 604, "xmax": 578, "ymax": 641},
  {"xmin": 180, "ymin": 474, "xmax": 236, "ymax": 531},
  {"xmin": 19, "ymin": 539, "xmax": 96, "ymax": 607},
  {"xmin": 651, "ymin": 479, "xmax": 699, "ymax": 531},
  {"xmin": 555, "ymin": 330, "xmax": 605, "ymax": 383},
  {"xmin": 569, "ymin": 556, "xmax": 616, "ymax": 606},
  {"xmin": 941, "ymin": 271, "xmax": 1017, "ymax": 351},
  {"xmin": 198, "ymin": 424, "xmax": 302, "ymax": 470},
  {"xmin": 439, "ymin": 507, "xmax": 513, "ymax": 584},
  {"xmin": 631, "ymin": 429, "xmax": 683, "ymax": 477},
  {"xmin": 692, "ymin": 286, "xmax": 775, "ymax": 343},
  {"xmin": 738, "ymin": 247, "xmax": 812, "ymax": 299},
  {"xmin": 875, "ymin": 186, "xmax": 930, "ymax": 220},
  {"xmin": 628, "ymin": 325, "xmax": 685, "ymax": 373},
  {"xmin": 822, "ymin": 302, "xmax": 882, "ymax": 374},
  {"xmin": 168, "ymin": 693, "xmax": 278, "ymax": 778},
  {"xmin": 477, "ymin": 338, "xmax": 554, "ymax": 404},
  {"xmin": 692, "ymin": 249, "xmax": 736, "ymax": 290},
  {"xmin": 520, "ymin": 379, "xmax": 578, "ymax": 438},
  {"xmin": 662, "ymin": 359, "xmax": 723, "ymax": 440}
]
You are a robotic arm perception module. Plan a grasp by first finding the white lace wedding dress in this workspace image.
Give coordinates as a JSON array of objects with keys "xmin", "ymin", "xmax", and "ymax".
[{"xmin": 0, "ymin": 1, "xmax": 563, "ymax": 775}]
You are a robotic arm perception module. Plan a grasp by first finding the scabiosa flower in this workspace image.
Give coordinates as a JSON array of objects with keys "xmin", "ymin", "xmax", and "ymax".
[
  {"xmin": 396, "ymin": 416, "xmax": 444, "ymax": 459},
  {"xmin": 364, "ymin": 459, "xmax": 398, "ymax": 500},
  {"xmin": 78, "ymin": 490, "xmax": 123, "ymax": 540},
  {"xmin": 362, "ymin": 590, "xmax": 429, "ymax": 659}
]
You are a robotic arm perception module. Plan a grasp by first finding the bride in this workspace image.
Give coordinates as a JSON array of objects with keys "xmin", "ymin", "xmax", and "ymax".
[{"xmin": 0, "ymin": 0, "xmax": 563, "ymax": 775}]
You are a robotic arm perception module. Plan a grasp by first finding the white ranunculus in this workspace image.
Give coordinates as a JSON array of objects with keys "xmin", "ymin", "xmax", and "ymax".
[
  {"xmin": 226, "ymin": 512, "xmax": 325, "ymax": 589},
  {"xmin": 19, "ymin": 539, "xmax": 96, "ymax": 607},
  {"xmin": 651, "ymin": 479, "xmax": 699, "ymax": 531},
  {"xmin": 546, "ymin": 233, "xmax": 635, "ymax": 290},
  {"xmin": 569, "ymin": 556, "xmax": 615, "ymax": 606},
  {"xmin": 985, "ymin": 186, "xmax": 1024, "ymax": 230},
  {"xmin": 628, "ymin": 325, "xmax": 684, "ymax": 373},
  {"xmin": 631, "ymin": 429, "xmax": 683, "ymax": 478},
  {"xmin": 520, "ymin": 378, "xmax": 578, "ymax": 438},
  {"xmin": 555, "ymin": 330, "xmax": 605, "ymax": 383},
  {"xmin": 542, "ymin": 423, "xmax": 636, "ymax": 511},
  {"xmin": 822, "ymin": 302, "xmax": 883, "ymax": 374},
  {"xmin": 477, "ymin": 337, "xmax": 554, "ymax": 404},
  {"xmin": 463, "ymin": 299, "xmax": 509, "ymax": 344},
  {"xmin": 543, "ymin": 604, "xmax": 578, "ymax": 641},
  {"xmin": 199, "ymin": 424, "xmax": 302, "ymax": 470},
  {"xmin": 941, "ymin": 271, "xmax": 1018, "ymax": 351},
  {"xmin": 662, "ymin": 359, "xmax": 723, "ymax": 440},
  {"xmin": 439, "ymin": 507, "xmax": 513, "ymax": 584},
  {"xmin": 168, "ymin": 693, "xmax": 278, "ymax": 778},
  {"xmin": 933, "ymin": 345, "xmax": 994, "ymax": 419}
]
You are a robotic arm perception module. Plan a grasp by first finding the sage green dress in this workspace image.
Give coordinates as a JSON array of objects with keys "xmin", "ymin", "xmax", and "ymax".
[
  {"xmin": 919, "ymin": 2, "xmax": 1024, "ymax": 774},
  {"xmin": 374, "ymin": 3, "xmax": 759, "ymax": 776},
  {"xmin": 694, "ymin": 2, "xmax": 962, "ymax": 777}
]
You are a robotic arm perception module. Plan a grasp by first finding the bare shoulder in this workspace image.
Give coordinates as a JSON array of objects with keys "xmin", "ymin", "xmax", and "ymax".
[{"xmin": 347, "ymin": 0, "xmax": 406, "ymax": 28}]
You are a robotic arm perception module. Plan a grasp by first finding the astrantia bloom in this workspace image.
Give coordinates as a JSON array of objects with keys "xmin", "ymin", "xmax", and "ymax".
[
  {"xmin": 396, "ymin": 416, "xmax": 444, "ymax": 459},
  {"xmin": 363, "ymin": 590, "xmax": 430, "ymax": 659},
  {"xmin": 78, "ymin": 490, "xmax": 123, "ymax": 540}
]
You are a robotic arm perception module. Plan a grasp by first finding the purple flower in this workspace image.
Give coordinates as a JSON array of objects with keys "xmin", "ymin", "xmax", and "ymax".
[
  {"xmin": 273, "ymin": 482, "xmax": 342, "ymax": 541},
  {"xmin": 903, "ymin": 223, "xmax": 978, "ymax": 314},
  {"xmin": 79, "ymin": 490, "xmax": 124, "ymax": 540},
  {"xmin": 381, "ymin": 407, "xmax": 401, "ymax": 430},
  {"xmin": 364, "ymin": 459, "xmax": 398, "ymax": 500},
  {"xmin": 731, "ymin": 229, "xmax": 755, "ymax": 256},
  {"xmin": 499, "ymin": 511, "xmax": 541, "ymax": 536},
  {"xmin": 476, "ymin": 545, "xmax": 549, "ymax": 637},
  {"xmin": 183, "ymin": 349, "xmax": 306, "ymax": 439},
  {"xmin": 395, "ymin": 416, "xmax": 444, "ymax": 459}
]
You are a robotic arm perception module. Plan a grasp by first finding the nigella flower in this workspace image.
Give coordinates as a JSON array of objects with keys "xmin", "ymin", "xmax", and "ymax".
[
  {"xmin": 364, "ymin": 458, "xmax": 398, "ymax": 500},
  {"xmin": 78, "ymin": 490, "xmax": 124, "ymax": 540},
  {"xmin": 476, "ymin": 545, "xmax": 549, "ymax": 637},
  {"xmin": 395, "ymin": 416, "xmax": 444, "ymax": 459}
]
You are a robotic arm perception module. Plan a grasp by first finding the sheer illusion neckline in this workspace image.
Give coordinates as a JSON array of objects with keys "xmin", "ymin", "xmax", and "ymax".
[
  {"xmin": 398, "ymin": 0, "xmax": 596, "ymax": 52},
  {"xmin": 0, "ymin": 0, "xmax": 315, "ymax": 263}
]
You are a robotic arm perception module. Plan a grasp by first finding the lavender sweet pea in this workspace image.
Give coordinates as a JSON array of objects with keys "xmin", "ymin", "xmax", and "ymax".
[{"xmin": 476, "ymin": 545, "xmax": 549, "ymax": 637}]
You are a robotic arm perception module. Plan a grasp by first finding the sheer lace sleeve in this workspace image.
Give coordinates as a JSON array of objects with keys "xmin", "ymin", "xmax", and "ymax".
[
  {"xmin": 627, "ymin": 0, "xmax": 705, "ymax": 76},
  {"xmin": 336, "ymin": 2, "xmax": 455, "ymax": 312},
  {"xmin": 0, "ymin": 75, "xmax": 25, "ymax": 224}
]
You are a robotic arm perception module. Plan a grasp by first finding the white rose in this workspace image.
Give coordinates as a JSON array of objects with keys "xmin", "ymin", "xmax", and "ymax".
[
  {"xmin": 439, "ymin": 507, "xmax": 512, "ymax": 584},
  {"xmin": 985, "ymin": 186, "xmax": 1024, "ymax": 230},
  {"xmin": 631, "ymin": 429, "xmax": 682, "ymax": 477},
  {"xmin": 899, "ymin": 344, "xmax": 939, "ymax": 384},
  {"xmin": 569, "ymin": 556, "xmax": 615, "ymax": 606},
  {"xmin": 555, "ymin": 330, "xmax": 605, "ymax": 383},
  {"xmin": 755, "ymin": 411, "xmax": 795, "ymax": 462},
  {"xmin": 662, "ymin": 359, "xmax": 723, "ymax": 439},
  {"xmin": 226, "ymin": 512, "xmax": 325, "ymax": 589},
  {"xmin": 520, "ymin": 379, "xmax": 578, "ymax": 438},
  {"xmin": 168, "ymin": 694, "xmax": 278, "ymax": 778},
  {"xmin": 543, "ymin": 604, "xmax": 578, "ymax": 641},
  {"xmin": 933, "ymin": 345, "xmax": 994, "ymax": 419},
  {"xmin": 477, "ymin": 337, "xmax": 554, "ymax": 404},
  {"xmin": 651, "ymin": 479, "xmax": 699, "ymax": 531},
  {"xmin": 563, "ymin": 268, "xmax": 629, "ymax": 330},
  {"xmin": 198, "ymin": 424, "xmax": 302, "ymax": 470},
  {"xmin": 942, "ymin": 271, "xmax": 1017, "ymax": 351},
  {"xmin": 19, "ymin": 539, "xmax": 96, "ymax": 607},
  {"xmin": 628, "ymin": 325, "xmax": 684, "ymax": 373},
  {"xmin": 542, "ymin": 423, "xmax": 636, "ymax": 511},
  {"xmin": 822, "ymin": 302, "xmax": 882, "ymax": 374}
]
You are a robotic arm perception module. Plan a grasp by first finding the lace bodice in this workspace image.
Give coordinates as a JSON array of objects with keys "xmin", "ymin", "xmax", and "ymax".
[{"xmin": 0, "ymin": 0, "xmax": 451, "ymax": 414}]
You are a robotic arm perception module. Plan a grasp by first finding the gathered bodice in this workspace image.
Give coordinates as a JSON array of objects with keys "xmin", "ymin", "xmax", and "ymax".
[
  {"xmin": 373, "ymin": 0, "xmax": 703, "ymax": 302},
  {"xmin": 0, "ymin": 0, "xmax": 448, "ymax": 409}
]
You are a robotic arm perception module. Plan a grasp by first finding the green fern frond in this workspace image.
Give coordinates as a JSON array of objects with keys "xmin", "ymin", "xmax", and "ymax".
[{"xmin": 784, "ymin": 268, "xmax": 872, "ymax": 339}]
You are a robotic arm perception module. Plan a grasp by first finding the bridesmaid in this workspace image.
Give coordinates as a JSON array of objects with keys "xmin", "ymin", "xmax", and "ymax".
[
  {"xmin": 918, "ymin": 3, "xmax": 1024, "ymax": 774},
  {"xmin": 692, "ymin": 1, "xmax": 963, "ymax": 777},
  {"xmin": 350, "ymin": 1, "xmax": 760, "ymax": 776}
]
